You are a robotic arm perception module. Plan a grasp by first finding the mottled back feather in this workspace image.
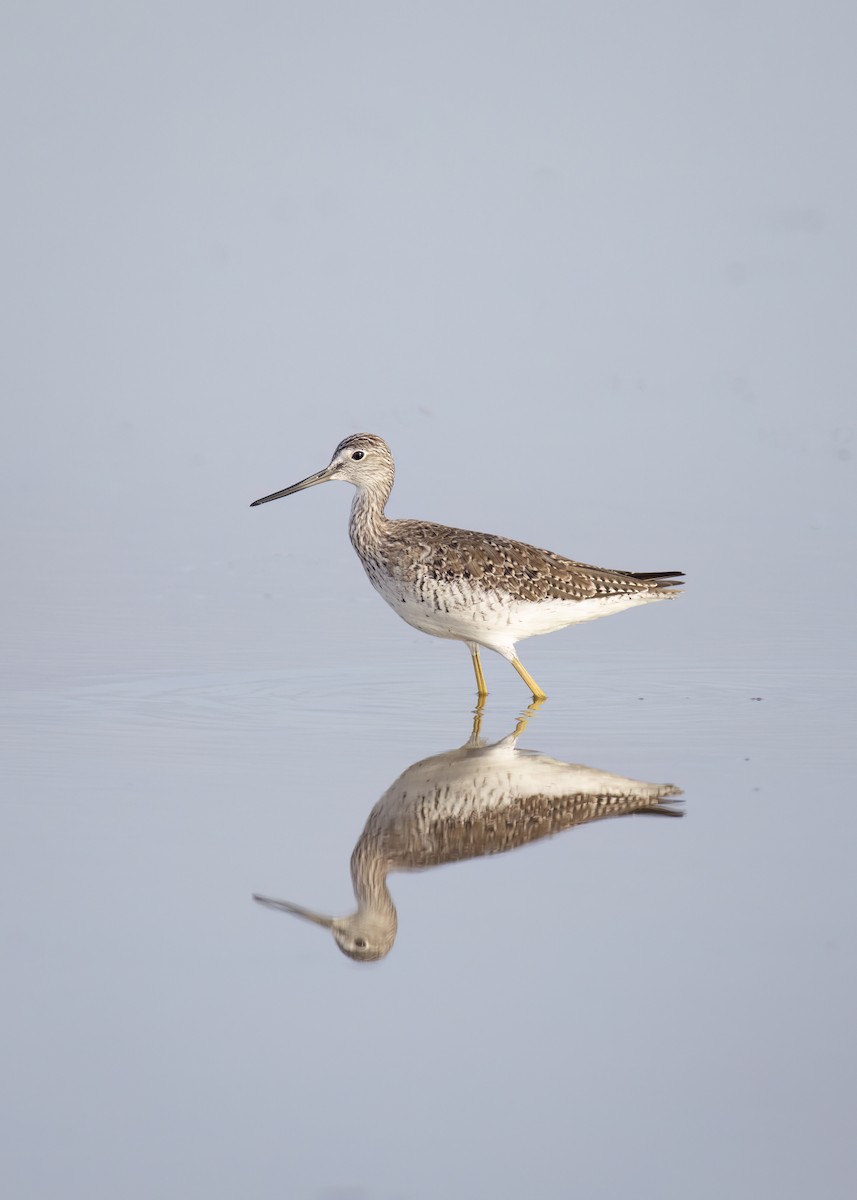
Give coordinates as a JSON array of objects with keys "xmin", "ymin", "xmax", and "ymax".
[{"xmin": 374, "ymin": 519, "xmax": 684, "ymax": 604}]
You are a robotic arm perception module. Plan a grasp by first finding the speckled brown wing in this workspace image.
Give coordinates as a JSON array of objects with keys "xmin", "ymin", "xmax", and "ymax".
[
  {"xmin": 385, "ymin": 520, "xmax": 684, "ymax": 604},
  {"xmin": 362, "ymin": 784, "xmax": 684, "ymax": 871}
]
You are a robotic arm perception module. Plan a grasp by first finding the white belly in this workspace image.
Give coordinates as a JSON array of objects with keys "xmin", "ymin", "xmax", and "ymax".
[{"xmin": 365, "ymin": 565, "xmax": 663, "ymax": 652}]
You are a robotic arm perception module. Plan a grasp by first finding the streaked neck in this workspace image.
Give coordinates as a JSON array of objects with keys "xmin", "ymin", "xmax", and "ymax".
[{"xmin": 349, "ymin": 481, "xmax": 391, "ymax": 555}]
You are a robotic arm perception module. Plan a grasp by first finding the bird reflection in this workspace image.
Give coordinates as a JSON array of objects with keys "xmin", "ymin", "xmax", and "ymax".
[{"xmin": 254, "ymin": 708, "xmax": 683, "ymax": 962}]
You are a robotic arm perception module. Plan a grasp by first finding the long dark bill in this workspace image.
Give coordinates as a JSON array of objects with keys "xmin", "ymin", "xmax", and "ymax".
[
  {"xmin": 252, "ymin": 894, "xmax": 335, "ymax": 926},
  {"xmin": 250, "ymin": 465, "xmax": 335, "ymax": 507}
]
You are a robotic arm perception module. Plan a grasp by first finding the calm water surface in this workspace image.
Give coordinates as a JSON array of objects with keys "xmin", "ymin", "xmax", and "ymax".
[{"xmin": 3, "ymin": 587, "xmax": 854, "ymax": 1198}]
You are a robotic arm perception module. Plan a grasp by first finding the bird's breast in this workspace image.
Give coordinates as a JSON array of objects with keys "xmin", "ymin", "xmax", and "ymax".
[{"xmin": 357, "ymin": 554, "xmax": 509, "ymax": 640}]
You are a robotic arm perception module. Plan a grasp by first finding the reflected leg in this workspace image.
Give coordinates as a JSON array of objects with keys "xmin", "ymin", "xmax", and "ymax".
[
  {"xmin": 512, "ymin": 696, "xmax": 546, "ymax": 737},
  {"xmin": 467, "ymin": 705, "xmax": 485, "ymax": 746}
]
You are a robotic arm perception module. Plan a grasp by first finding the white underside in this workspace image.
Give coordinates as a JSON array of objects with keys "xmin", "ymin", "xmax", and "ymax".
[
  {"xmin": 370, "ymin": 747, "xmax": 678, "ymax": 825},
  {"xmin": 371, "ymin": 571, "xmax": 670, "ymax": 661}
]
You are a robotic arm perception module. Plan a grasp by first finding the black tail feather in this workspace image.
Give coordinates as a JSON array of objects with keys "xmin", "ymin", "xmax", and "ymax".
[
  {"xmin": 628, "ymin": 570, "xmax": 685, "ymax": 580},
  {"xmin": 628, "ymin": 570, "xmax": 685, "ymax": 588}
]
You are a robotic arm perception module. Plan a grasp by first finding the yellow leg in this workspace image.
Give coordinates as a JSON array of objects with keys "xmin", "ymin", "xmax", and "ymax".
[
  {"xmin": 511, "ymin": 657, "xmax": 547, "ymax": 701},
  {"xmin": 470, "ymin": 646, "xmax": 488, "ymax": 698}
]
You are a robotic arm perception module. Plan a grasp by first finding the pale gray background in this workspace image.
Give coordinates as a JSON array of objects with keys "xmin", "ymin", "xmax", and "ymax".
[{"xmin": 2, "ymin": 3, "xmax": 855, "ymax": 1199}]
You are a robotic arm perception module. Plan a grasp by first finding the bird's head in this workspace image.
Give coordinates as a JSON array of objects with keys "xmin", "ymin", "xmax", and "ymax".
[
  {"xmin": 253, "ymin": 893, "xmax": 397, "ymax": 962},
  {"xmin": 250, "ymin": 433, "xmax": 394, "ymax": 507}
]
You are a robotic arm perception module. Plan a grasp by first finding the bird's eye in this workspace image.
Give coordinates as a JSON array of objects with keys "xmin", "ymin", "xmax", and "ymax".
[
  {"xmin": 354, "ymin": 937, "xmax": 368, "ymax": 948},
  {"xmin": 351, "ymin": 450, "xmax": 365, "ymax": 461}
]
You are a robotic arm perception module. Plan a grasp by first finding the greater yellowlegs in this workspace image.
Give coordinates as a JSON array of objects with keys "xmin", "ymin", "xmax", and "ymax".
[
  {"xmin": 251, "ymin": 433, "xmax": 683, "ymax": 699},
  {"xmin": 254, "ymin": 711, "xmax": 683, "ymax": 961}
]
